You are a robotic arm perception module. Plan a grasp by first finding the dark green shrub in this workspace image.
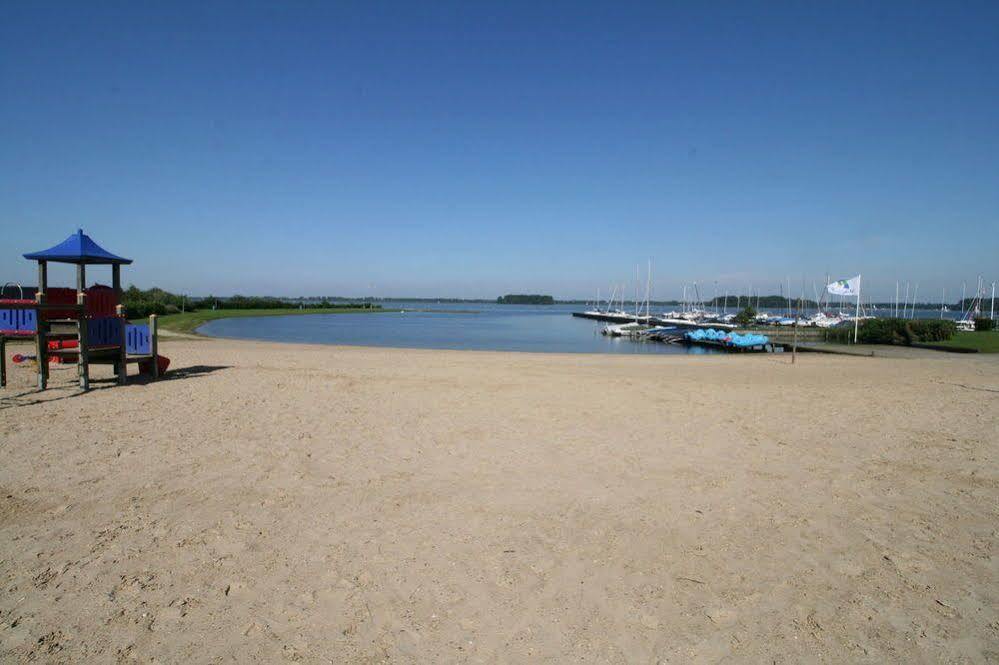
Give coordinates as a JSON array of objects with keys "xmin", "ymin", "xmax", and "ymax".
[
  {"xmin": 822, "ymin": 318, "xmax": 956, "ymax": 345},
  {"xmin": 122, "ymin": 285, "xmax": 198, "ymax": 318},
  {"xmin": 124, "ymin": 300, "xmax": 167, "ymax": 318},
  {"xmin": 861, "ymin": 318, "xmax": 906, "ymax": 344},
  {"xmin": 909, "ymin": 319, "xmax": 957, "ymax": 341},
  {"xmin": 824, "ymin": 318, "xmax": 908, "ymax": 344},
  {"xmin": 822, "ymin": 326, "xmax": 853, "ymax": 344},
  {"xmin": 975, "ymin": 317, "xmax": 995, "ymax": 332},
  {"xmin": 733, "ymin": 306, "xmax": 757, "ymax": 326}
]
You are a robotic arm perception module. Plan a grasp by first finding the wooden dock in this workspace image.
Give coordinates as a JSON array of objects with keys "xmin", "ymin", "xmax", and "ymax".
[{"xmin": 571, "ymin": 311, "xmax": 736, "ymax": 330}]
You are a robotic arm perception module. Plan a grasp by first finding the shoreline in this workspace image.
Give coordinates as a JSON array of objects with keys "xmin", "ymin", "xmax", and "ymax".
[
  {"xmin": 191, "ymin": 326, "xmax": 972, "ymax": 360},
  {"xmin": 143, "ymin": 306, "xmax": 399, "ymax": 336},
  {"xmin": 188, "ymin": 331, "xmax": 733, "ymax": 357}
]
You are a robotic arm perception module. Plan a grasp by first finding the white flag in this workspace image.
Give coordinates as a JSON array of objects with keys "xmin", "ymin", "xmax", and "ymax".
[{"xmin": 827, "ymin": 275, "xmax": 861, "ymax": 296}]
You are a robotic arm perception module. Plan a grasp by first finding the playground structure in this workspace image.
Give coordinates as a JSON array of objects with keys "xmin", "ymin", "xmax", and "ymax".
[{"xmin": 1, "ymin": 229, "xmax": 168, "ymax": 391}]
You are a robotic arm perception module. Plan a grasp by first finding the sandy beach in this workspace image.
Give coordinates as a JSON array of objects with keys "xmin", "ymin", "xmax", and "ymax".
[{"xmin": 1, "ymin": 339, "xmax": 997, "ymax": 663}]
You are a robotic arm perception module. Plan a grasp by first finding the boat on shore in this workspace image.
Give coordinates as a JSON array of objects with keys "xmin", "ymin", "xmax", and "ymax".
[{"xmin": 602, "ymin": 321, "xmax": 646, "ymax": 337}]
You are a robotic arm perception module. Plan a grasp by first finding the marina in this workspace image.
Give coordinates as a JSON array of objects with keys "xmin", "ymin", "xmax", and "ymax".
[{"xmin": 564, "ymin": 267, "xmax": 997, "ymax": 354}]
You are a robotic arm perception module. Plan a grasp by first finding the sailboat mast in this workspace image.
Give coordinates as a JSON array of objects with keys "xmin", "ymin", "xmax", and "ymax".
[
  {"xmin": 785, "ymin": 277, "xmax": 790, "ymax": 317},
  {"xmin": 647, "ymin": 259, "xmax": 652, "ymax": 318},
  {"xmin": 991, "ymin": 281, "xmax": 996, "ymax": 323},
  {"xmin": 977, "ymin": 276, "xmax": 984, "ymax": 316},
  {"xmin": 635, "ymin": 265, "xmax": 640, "ymax": 321}
]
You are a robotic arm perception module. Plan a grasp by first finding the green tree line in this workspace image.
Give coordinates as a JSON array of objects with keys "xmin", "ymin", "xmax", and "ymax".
[
  {"xmin": 709, "ymin": 295, "xmax": 819, "ymax": 308},
  {"xmin": 122, "ymin": 286, "xmax": 378, "ymax": 318}
]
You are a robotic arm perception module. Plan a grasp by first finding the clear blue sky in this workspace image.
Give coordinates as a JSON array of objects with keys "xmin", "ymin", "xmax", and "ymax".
[{"xmin": 2, "ymin": 2, "xmax": 997, "ymax": 300}]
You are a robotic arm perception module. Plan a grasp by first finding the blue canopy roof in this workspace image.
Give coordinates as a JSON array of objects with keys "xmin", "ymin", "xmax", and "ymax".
[{"xmin": 23, "ymin": 229, "xmax": 132, "ymax": 265}]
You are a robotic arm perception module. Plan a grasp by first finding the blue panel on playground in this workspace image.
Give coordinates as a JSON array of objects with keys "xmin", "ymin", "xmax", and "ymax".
[
  {"xmin": 88, "ymin": 317, "xmax": 122, "ymax": 346},
  {"xmin": 0, "ymin": 308, "xmax": 37, "ymax": 333},
  {"xmin": 126, "ymin": 324, "xmax": 150, "ymax": 355}
]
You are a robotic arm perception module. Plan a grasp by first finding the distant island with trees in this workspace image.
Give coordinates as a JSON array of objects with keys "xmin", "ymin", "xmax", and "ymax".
[
  {"xmin": 496, "ymin": 294, "xmax": 555, "ymax": 305},
  {"xmin": 708, "ymin": 295, "xmax": 818, "ymax": 308}
]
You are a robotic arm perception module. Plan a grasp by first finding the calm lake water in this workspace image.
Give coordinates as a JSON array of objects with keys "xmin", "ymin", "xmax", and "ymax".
[
  {"xmin": 198, "ymin": 302, "xmax": 971, "ymax": 355},
  {"xmin": 198, "ymin": 302, "xmax": 717, "ymax": 355}
]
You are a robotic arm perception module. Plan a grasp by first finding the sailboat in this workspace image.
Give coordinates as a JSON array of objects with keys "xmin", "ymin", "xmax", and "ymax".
[
  {"xmin": 957, "ymin": 276, "xmax": 984, "ymax": 331},
  {"xmin": 602, "ymin": 321, "xmax": 645, "ymax": 337}
]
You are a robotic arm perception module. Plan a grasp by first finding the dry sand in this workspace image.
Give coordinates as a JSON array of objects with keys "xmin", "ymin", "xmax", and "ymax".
[{"xmin": 1, "ymin": 339, "xmax": 997, "ymax": 663}]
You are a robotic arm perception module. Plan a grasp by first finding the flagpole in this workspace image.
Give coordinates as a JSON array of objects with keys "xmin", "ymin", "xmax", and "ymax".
[{"xmin": 854, "ymin": 275, "xmax": 862, "ymax": 343}]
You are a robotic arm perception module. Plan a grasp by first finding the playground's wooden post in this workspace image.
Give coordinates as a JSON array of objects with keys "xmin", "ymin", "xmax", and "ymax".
[
  {"xmin": 113, "ymin": 264, "xmax": 126, "ymax": 385},
  {"xmin": 35, "ymin": 260, "xmax": 48, "ymax": 390},
  {"xmin": 149, "ymin": 314, "xmax": 159, "ymax": 379},
  {"xmin": 77, "ymin": 263, "xmax": 90, "ymax": 390}
]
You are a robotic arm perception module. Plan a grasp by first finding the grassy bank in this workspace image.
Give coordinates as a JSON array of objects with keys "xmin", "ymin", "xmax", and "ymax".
[
  {"xmin": 135, "ymin": 307, "xmax": 395, "ymax": 335},
  {"xmin": 926, "ymin": 331, "xmax": 999, "ymax": 353}
]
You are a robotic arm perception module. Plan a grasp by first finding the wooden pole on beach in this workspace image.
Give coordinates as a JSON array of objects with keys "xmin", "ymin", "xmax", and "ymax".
[
  {"xmin": 854, "ymin": 276, "xmax": 862, "ymax": 344},
  {"xmin": 113, "ymin": 264, "xmax": 126, "ymax": 385},
  {"xmin": 149, "ymin": 314, "xmax": 159, "ymax": 379},
  {"xmin": 35, "ymin": 260, "xmax": 48, "ymax": 390},
  {"xmin": 77, "ymin": 263, "xmax": 90, "ymax": 391}
]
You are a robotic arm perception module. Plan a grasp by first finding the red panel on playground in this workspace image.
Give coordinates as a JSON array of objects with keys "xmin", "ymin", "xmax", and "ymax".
[{"xmin": 36, "ymin": 285, "xmax": 119, "ymax": 319}]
